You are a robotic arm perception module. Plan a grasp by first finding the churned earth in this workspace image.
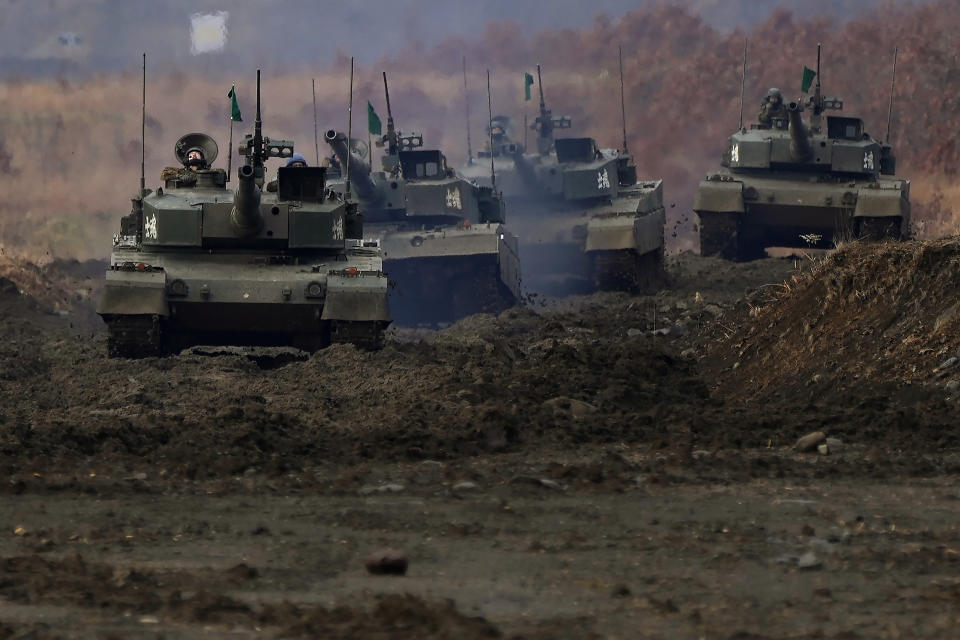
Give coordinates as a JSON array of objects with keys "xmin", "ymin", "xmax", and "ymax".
[{"xmin": 1, "ymin": 246, "xmax": 959, "ymax": 639}]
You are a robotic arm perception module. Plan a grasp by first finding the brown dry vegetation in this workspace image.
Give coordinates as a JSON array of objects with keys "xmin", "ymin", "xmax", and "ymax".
[{"xmin": 2, "ymin": 2, "xmax": 960, "ymax": 260}]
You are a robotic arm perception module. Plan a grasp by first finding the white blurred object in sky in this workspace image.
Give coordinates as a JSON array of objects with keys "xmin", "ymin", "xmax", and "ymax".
[{"xmin": 190, "ymin": 12, "xmax": 228, "ymax": 55}]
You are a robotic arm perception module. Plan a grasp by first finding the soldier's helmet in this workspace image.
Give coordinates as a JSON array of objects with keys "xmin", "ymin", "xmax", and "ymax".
[
  {"xmin": 185, "ymin": 148, "xmax": 206, "ymax": 168},
  {"xmin": 766, "ymin": 88, "xmax": 783, "ymax": 105},
  {"xmin": 286, "ymin": 152, "xmax": 308, "ymax": 167},
  {"xmin": 488, "ymin": 115, "xmax": 514, "ymax": 143}
]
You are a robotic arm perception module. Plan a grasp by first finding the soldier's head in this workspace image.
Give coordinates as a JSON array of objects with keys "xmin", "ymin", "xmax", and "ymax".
[
  {"xmin": 185, "ymin": 148, "xmax": 207, "ymax": 170},
  {"xmin": 489, "ymin": 115, "xmax": 512, "ymax": 144},
  {"xmin": 766, "ymin": 88, "xmax": 783, "ymax": 106},
  {"xmin": 286, "ymin": 153, "xmax": 307, "ymax": 168}
]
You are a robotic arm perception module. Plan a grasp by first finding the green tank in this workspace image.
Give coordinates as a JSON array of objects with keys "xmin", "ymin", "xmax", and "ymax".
[
  {"xmin": 97, "ymin": 72, "xmax": 390, "ymax": 357},
  {"xmin": 323, "ymin": 73, "xmax": 520, "ymax": 325},
  {"xmin": 459, "ymin": 65, "xmax": 666, "ymax": 295},
  {"xmin": 695, "ymin": 52, "xmax": 910, "ymax": 260}
]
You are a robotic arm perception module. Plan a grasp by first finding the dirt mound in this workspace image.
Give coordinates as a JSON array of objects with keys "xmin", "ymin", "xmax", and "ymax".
[
  {"xmin": 697, "ymin": 239, "xmax": 960, "ymax": 451},
  {"xmin": 0, "ymin": 255, "xmax": 104, "ymax": 334},
  {"xmin": 706, "ymin": 239, "xmax": 960, "ymax": 393}
]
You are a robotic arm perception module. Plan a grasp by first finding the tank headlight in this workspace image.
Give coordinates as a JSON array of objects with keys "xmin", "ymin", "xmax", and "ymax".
[
  {"xmin": 167, "ymin": 279, "xmax": 189, "ymax": 297},
  {"xmin": 305, "ymin": 281, "xmax": 324, "ymax": 298}
]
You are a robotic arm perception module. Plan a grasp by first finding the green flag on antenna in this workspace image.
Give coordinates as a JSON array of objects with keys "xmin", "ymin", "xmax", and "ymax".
[
  {"xmin": 801, "ymin": 66, "xmax": 816, "ymax": 93},
  {"xmin": 367, "ymin": 101, "xmax": 382, "ymax": 136},
  {"xmin": 524, "ymin": 72, "xmax": 535, "ymax": 101},
  {"xmin": 228, "ymin": 85, "xmax": 242, "ymax": 121}
]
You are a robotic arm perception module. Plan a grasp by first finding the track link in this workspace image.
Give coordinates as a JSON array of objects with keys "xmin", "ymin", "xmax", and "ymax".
[{"xmin": 106, "ymin": 315, "xmax": 164, "ymax": 358}]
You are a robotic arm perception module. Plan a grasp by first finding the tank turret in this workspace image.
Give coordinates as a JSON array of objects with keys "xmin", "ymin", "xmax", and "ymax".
[
  {"xmin": 230, "ymin": 163, "xmax": 263, "ymax": 236},
  {"xmin": 786, "ymin": 102, "xmax": 813, "ymax": 162}
]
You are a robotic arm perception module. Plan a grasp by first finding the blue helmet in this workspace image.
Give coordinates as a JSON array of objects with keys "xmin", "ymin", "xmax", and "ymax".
[{"xmin": 286, "ymin": 153, "xmax": 307, "ymax": 167}]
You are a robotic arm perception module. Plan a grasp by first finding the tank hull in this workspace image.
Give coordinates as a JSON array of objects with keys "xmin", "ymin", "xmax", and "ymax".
[
  {"xmin": 695, "ymin": 172, "xmax": 910, "ymax": 260},
  {"xmin": 371, "ymin": 222, "xmax": 520, "ymax": 325},
  {"xmin": 97, "ymin": 243, "xmax": 390, "ymax": 356},
  {"xmin": 500, "ymin": 180, "xmax": 666, "ymax": 296}
]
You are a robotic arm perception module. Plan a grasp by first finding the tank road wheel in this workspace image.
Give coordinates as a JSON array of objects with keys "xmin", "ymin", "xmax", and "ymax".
[
  {"xmin": 105, "ymin": 314, "xmax": 165, "ymax": 358},
  {"xmin": 591, "ymin": 248, "xmax": 665, "ymax": 293},
  {"xmin": 698, "ymin": 211, "xmax": 765, "ymax": 261},
  {"xmin": 855, "ymin": 216, "xmax": 903, "ymax": 242},
  {"xmin": 330, "ymin": 320, "xmax": 387, "ymax": 351}
]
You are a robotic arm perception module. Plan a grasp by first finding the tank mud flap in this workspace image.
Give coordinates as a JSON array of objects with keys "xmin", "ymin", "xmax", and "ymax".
[
  {"xmin": 585, "ymin": 208, "xmax": 665, "ymax": 254},
  {"xmin": 634, "ymin": 208, "xmax": 666, "ymax": 256},
  {"xmin": 693, "ymin": 179, "xmax": 745, "ymax": 214},
  {"xmin": 497, "ymin": 229, "xmax": 522, "ymax": 301},
  {"xmin": 854, "ymin": 187, "xmax": 909, "ymax": 219},
  {"xmin": 321, "ymin": 287, "xmax": 391, "ymax": 323},
  {"xmin": 97, "ymin": 271, "xmax": 169, "ymax": 317}
]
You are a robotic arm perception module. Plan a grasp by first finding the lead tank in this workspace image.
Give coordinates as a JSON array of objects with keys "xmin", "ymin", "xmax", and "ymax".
[
  {"xmin": 97, "ymin": 72, "xmax": 390, "ymax": 357},
  {"xmin": 324, "ymin": 73, "xmax": 520, "ymax": 325},
  {"xmin": 695, "ymin": 54, "xmax": 910, "ymax": 260},
  {"xmin": 459, "ymin": 65, "xmax": 666, "ymax": 295}
]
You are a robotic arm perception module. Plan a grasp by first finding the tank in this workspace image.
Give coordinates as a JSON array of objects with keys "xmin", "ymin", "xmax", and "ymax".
[
  {"xmin": 323, "ymin": 73, "xmax": 520, "ymax": 325},
  {"xmin": 97, "ymin": 72, "xmax": 390, "ymax": 357},
  {"xmin": 459, "ymin": 66, "xmax": 666, "ymax": 296},
  {"xmin": 694, "ymin": 54, "xmax": 910, "ymax": 261}
]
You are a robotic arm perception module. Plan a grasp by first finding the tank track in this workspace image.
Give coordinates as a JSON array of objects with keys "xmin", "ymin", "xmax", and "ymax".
[
  {"xmin": 698, "ymin": 211, "xmax": 766, "ymax": 261},
  {"xmin": 855, "ymin": 216, "xmax": 904, "ymax": 242},
  {"xmin": 592, "ymin": 247, "xmax": 665, "ymax": 293},
  {"xmin": 106, "ymin": 315, "xmax": 164, "ymax": 358},
  {"xmin": 451, "ymin": 262, "xmax": 516, "ymax": 320},
  {"xmin": 330, "ymin": 320, "xmax": 387, "ymax": 351}
]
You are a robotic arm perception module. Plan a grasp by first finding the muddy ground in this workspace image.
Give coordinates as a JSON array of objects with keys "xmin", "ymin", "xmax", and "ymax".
[{"xmin": 1, "ymin": 246, "xmax": 959, "ymax": 639}]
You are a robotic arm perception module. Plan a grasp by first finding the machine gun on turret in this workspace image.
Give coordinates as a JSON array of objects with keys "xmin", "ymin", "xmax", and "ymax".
[
  {"xmin": 374, "ymin": 72, "xmax": 422, "ymax": 175},
  {"xmin": 803, "ymin": 44, "xmax": 843, "ymax": 133},
  {"xmin": 231, "ymin": 70, "xmax": 295, "ymax": 237},
  {"xmin": 531, "ymin": 64, "xmax": 572, "ymax": 156}
]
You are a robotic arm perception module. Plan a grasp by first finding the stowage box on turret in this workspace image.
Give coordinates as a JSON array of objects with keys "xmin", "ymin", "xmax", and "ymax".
[
  {"xmin": 324, "ymin": 73, "xmax": 520, "ymax": 325},
  {"xmin": 695, "ymin": 49, "xmax": 910, "ymax": 260},
  {"xmin": 459, "ymin": 65, "xmax": 666, "ymax": 295},
  {"xmin": 97, "ymin": 72, "xmax": 390, "ymax": 357}
]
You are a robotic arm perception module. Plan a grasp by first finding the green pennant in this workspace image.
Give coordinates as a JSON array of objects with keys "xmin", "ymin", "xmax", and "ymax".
[
  {"xmin": 801, "ymin": 66, "xmax": 816, "ymax": 93},
  {"xmin": 524, "ymin": 72, "xmax": 535, "ymax": 101},
  {"xmin": 228, "ymin": 85, "xmax": 242, "ymax": 122},
  {"xmin": 367, "ymin": 101, "xmax": 382, "ymax": 136}
]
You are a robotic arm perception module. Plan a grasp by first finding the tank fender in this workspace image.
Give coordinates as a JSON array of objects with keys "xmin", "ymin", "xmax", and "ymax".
[
  {"xmin": 97, "ymin": 270, "xmax": 169, "ymax": 316},
  {"xmin": 634, "ymin": 208, "xmax": 666, "ymax": 256},
  {"xmin": 321, "ymin": 274, "xmax": 391, "ymax": 322},
  {"xmin": 693, "ymin": 179, "xmax": 744, "ymax": 214},
  {"xmin": 854, "ymin": 185, "xmax": 910, "ymax": 218}
]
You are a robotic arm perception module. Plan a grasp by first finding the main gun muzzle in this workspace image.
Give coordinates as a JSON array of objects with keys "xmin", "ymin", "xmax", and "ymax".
[{"xmin": 230, "ymin": 163, "xmax": 264, "ymax": 236}]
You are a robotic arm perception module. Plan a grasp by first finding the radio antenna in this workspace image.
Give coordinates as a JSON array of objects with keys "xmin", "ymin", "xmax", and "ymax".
[
  {"xmin": 486, "ymin": 69, "xmax": 496, "ymax": 192},
  {"xmin": 463, "ymin": 56, "xmax": 473, "ymax": 164},
  {"xmin": 345, "ymin": 57, "xmax": 354, "ymax": 201},
  {"xmin": 885, "ymin": 46, "xmax": 898, "ymax": 143},
  {"xmin": 140, "ymin": 52, "xmax": 146, "ymax": 196},
  {"xmin": 738, "ymin": 38, "xmax": 747, "ymax": 130},
  {"xmin": 618, "ymin": 45, "xmax": 629, "ymax": 154},
  {"xmin": 312, "ymin": 78, "xmax": 320, "ymax": 165}
]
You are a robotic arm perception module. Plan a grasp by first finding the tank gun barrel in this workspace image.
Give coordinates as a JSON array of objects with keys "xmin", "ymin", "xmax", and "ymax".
[
  {"xmin": 325, "ymin": 130, "xmax": 382, "ymax": 206},
  {"xmin": 787, "ymin": 102, "xmax": 813, "ymax": 162},
  {"xmin": 230, "ymin": 163, "xmax": 263, "ymax": 236},
  {"xmin": 512, "ymin": 148, "xmax": 541, "ymax": 191}
]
